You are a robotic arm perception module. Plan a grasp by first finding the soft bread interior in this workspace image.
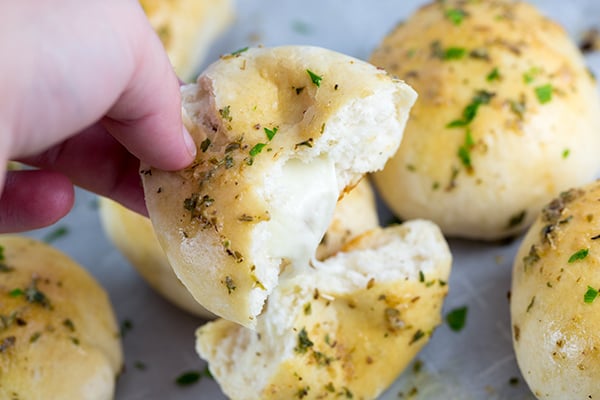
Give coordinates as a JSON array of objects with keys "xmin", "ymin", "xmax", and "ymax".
[
  {"xmin": 144, "ymin": 46, "xmax": 417, "ymax": 327},
  {"xmin": 196, "ymin": 220, "xmax": 451, "ymax": 400}
]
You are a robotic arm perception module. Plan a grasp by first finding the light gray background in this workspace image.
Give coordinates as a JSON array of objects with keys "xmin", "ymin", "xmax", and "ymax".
[{"xmin": 24, "ymin": 1, "xmax": 600, "ymax": 399}]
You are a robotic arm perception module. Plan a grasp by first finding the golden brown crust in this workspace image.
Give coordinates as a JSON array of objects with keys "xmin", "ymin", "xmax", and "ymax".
[
  {"xmin": 511, "ymin": 180, "xmax": 600, "ymax": 398},
  {"xmin": 0, "ymin": 236, "xmax": 122, "ymax": 400},
  {"xmin": 372, "ymin": 0, "xmax": 600, "ymax": 240}
]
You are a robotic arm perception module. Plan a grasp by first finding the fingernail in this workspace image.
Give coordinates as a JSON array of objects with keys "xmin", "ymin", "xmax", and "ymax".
[{"xmin": 182, "ymin": 126, "xmax": 197, "ymax": 158}]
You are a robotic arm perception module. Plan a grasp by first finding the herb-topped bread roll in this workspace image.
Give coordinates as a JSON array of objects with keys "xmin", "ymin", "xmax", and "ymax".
[
  {"xmin": 197, "ymin": 221, "xmax": 452, "ymax": 400},
  {"xmin": 98, "ymin": 178, "xmax": 377, "ymax": 317},
  {"xmin": 140, "ymin": 0, "xmax": 234, "ymax": 81},
  {"xmin": 511, "ymin": 181, "xmax": 600, "ymax": 399},
  {"xmin": 371, "ymin": 0, "xmax": 600, "ymax": 240},
  {"xmin": 142, "ymin": 45, "xmax": 417, "ymax": 327},
  {"xmin": 0, "ymin": 236, "xmax": 122, "ymax": 400}
]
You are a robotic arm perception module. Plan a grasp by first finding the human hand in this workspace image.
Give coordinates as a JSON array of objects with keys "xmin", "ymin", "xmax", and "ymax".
[{"xmin": 0, "ymin": 0, "xmax": 196, "ymax": 233}]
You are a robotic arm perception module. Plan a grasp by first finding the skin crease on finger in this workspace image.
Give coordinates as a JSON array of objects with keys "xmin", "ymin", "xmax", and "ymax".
[{"xmin": 0, "ymin": 0, "xmax": 195, "ymax": 232}]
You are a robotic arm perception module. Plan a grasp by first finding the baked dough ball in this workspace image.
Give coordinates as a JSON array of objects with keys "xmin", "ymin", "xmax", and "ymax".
[
  {"xmin": 0, "ymin": 236, "xmax": 122, "ymax": 400},
  {"xmin": 371, "ymin": 0, "xmax": 600, "ymax": 240},
  {"xmin": 140, "ymin": 0, "xmax": 234, "ymax": 81},
  {"xmin": 197, "ymin": 221, "xmax": 452, "ymax": 400},
  {"xmin": 511, "ymin": 180, "xmax": 600, "ymax": 399},
  {"xmin": 142, "ymin": 46, "xmax": 417, "ymax": 327},
  {"xmin": 316, "ymin": 178, "xmax": 379, "ymax": 260},
  {"xmin": 98, "ymin": 178, "xmax": 377, "ymax": 317},
  {"xmin": 98, "ymin": 197, "xmax": 215, "ymax": 318}
]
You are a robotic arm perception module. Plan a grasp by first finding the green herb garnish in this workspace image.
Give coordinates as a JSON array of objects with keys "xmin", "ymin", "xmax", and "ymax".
[
  {"xmin": 8, "ymin": 288, "xmax": 23, "ymax": 298},
  {"xmin": 486, "ymin": 67, "xmax": 500, "ymax": 82},
  {"xmin": 134, "ymin": 361, "xmax": 147, "ymax": 371},
  {"xmin": 120, "ymin": 319, "xmax": 133, "ymax": 338},
  {"xmin": 294, "ymin": 327, "xmax": 314, "ymax": 353},
  {"xmin": 508, "ymin": 210, "xmax": 526, "ymax": 228},
  {"xmin": 446, "ymin": 306, "xmax": 468, "ymax": 332},
  {"xmin": 443, "ymin": 47, "xmax": 466, "ymax": 60},
  {"xmin": 25, "ymin": 279, "xmax": 50, "ymax": 308},
  {"xmin": 249, "ymin": 143, "xmax": 266, "ymax": 157},
  {"xmin": 175, "ymin": 371, "xmax": 201, "ymax": 386},
  {"xmin": 457, "ymin": 129, "xmax": 475, "ymax": 169},
  {"xmin": 584, "ymin": 286, "xmax": 599, "ymax": 303},
  {"xmin": 445, "ymin": 8, "xmax": 467, "ymax": 25},
  {"xmin": 307, "ymin": 69, "xmax": 322, "ymax": 87},
  {"xmin": 264, "ymin": 127, "xmax": 278, "ymax": 141},
  {"xmin": 523, "ymin": 67, "xmax": 541, "ymax": 84},
  {"xmin": 43, "ymin": 226, "xmax": 69, "ymax": 244},
  {"xmin": 568, "ymin": 248, "xmax": 589, "ymax": 263},
  {"xmin": 562, "ymin": 149, "xmax": 570, "ymax": 159},
  {"xmin": 224, "ymin": 276, "xmax": 236, "ymax": 294},
  {"xmin": 230, "ymin": 46, "xmax": 249, "ymax": 56},
  {"xmin": 447, "ymin": 90, "xmax": 495, "ymax": 127},
  {"xmin": 535, "ymin": 84, "xmax": 553, "ymax": 104},
  {"xmin": 409, "ymin": 329, "xmax": 425, "ymax": 345},
  {"xmin": 200, "ymin": 138, "xmax": 211, "ymax": 152},
  {"xmin": 0, "ymin": 245, "xmax": 4, "ymax": 262},
  {"xmin": 219, "ymin": 105, "xmax": 232, "ymax": 122}
]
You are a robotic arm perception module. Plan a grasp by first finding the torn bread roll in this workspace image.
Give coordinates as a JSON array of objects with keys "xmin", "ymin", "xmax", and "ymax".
[
  {"xmin": 98, "ymin": 178, "xmax": 377, "ymax": 317},
  {"xmin": 142, "ymin": 45, "xmax": 417, "ymax": 327},
  {"xmin": 197, "ymin": 221, "xmax": 452, "ymax": 400},
  {"xmin": 0, "ymin": 236, "xmax": 122, "ymax": 400},
  {"xmin": 371, "ymin": 0, "xmax": 600, "ymax": 240},
  {"xmin": 140, "ymin": 0, "xmax": 234, "ymax": 81}
]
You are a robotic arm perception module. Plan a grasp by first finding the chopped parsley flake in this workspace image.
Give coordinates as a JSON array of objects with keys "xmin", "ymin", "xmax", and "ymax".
[
  {"xmin": 457, "ymin": 129, "xmax": 475, "ymax": 169},
  {"xmin": 292, "ymin": 20, "xmax": 312, "ymax": 35},
  {"xmin": 0, "ymin": 245, "xmax": 4, "ymax": 261},
  {"xmin": 24, "ymin": 279, "xmax": 50, "ymax": 308},
  {"xmin": 8, "ymin": 288, "xmax": 23, "ymax": 298},
  {"xmin": 584, "ymin": 286, "xmax": 599, "ymax": 303},
  {"xmin": 568, "ymin": 248, "xmax": 589, "ymax": 263},
  {"xmin": 486, "ymin": 67, "xmax": 500, "ymax": 82},
  {"xmin": 306, "ymin": 69, "xmax": 322, "ymax": 87},
  {"xmin": 446, "ymin": 306, "xmax": 468, "ymax": 332},
  {"xmin": 219, "ymin": 105, "xmax": 232, "ymax": 122},
  {"xmin": 230, "ymin": 47, "xmax": 249, "ymax": 56},
  {"xmin": 535, "ymin": 84, "xmax": 553, "ymax": 104},
  {"xmin": 29, "ymin": 332, "xmax": 41, "ymax": 343},
  {"xmin": 409, "ymin": 329, "xmax": 425, "ymax": 345},
  {"xmin": 43, "ymin": 226, "xmax": 69, "ymax": 244},
  {"xmin": 445, "ymin": 8, "xmax": 467, "ymax": 25},
  {"xmin": 294, "ymin": 327, "xmax": 314, "ymax": 353},
  {"xmin": 134, "ymin": 361, "xmax": 147, "ymax": 371},
  {"xmin": 175, "ymin": 371, "xmax": 202, "ymax": 386},
  {"xmin": 447, "ymin": 90, "xmax": 495, "ymax": 127},
  {"xmin": 523, "ymin": 67, "xmax": 541, "ymax": 84},
  {"xmin": 224, "ymin": 276, "xmax": 236, "ymax": 294},
  {"xmin": 508, "ymin": 210, "xmax": 526, "ymax": 228},
  {"xmin": 443, "ymin": 47, "xmax": 466, "ymax": 60},
  {"xmin": 200, "ymin": 138, "xmax": 211, "ymax": 152},
  {"xmin": 562, "ymin": 149, "xmax": 570, "ymax": 159},
  {"xmin": 249, "ymin": 143, "xmax": 266, "ymax": 157},
  {"xmin": 120, "ymin": 319, "xmax": 133, "ymax": 338},
  {"xmin": 264, "ymin": 127, "xmax": 278, "ymax": 141},
  {"xmin": 418, "ymin": 270, "xmax": 425, "ymax": 282}
]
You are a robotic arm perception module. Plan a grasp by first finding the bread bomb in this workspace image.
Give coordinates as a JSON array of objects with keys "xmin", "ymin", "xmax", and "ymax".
[
  {"xmin": 98, "ymin": 178, "xmax": 377, "ymax": 318},
  {"xmin": 511, "ymin": 180, "xmax": 600, "ymax": 399},
  {"xmin": 142, "ymin": 45, "xmax": 417, "ymax": 327},
  {"xmin": 0, "ymin": 236, "xmax": 122, "ymax": 400},
  {"xmin": 371, "ymin": 0, "xmax": 600, "ymax": 240},
  {"xmin": 98, "ymin": 197, "xmax": 215, "ymax": 318},
  {"xmin": 140, "ymin": 0, "xmax": 234, "ymax": 81},
  {"xmin": 197, "ymin": 221, "xmax": 452, "ymax": 400}
]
